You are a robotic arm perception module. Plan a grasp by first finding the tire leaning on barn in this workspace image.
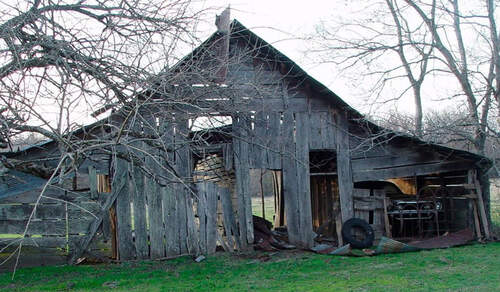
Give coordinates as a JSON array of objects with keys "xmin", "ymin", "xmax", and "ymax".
[{"xmin": 341, "ymin": 218, "xmax": 375, "ymax": 249}]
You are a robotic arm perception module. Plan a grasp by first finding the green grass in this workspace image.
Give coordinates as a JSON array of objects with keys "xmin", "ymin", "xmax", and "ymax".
[{"xmin": 1, "ymin": 243, "xmax": 499, "ymax": 291}]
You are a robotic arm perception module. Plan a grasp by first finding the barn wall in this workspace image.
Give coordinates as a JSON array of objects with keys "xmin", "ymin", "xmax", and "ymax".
[
  {"xmin": 0, "ymin": 186, "xmax": 108, "ymax": 270},
  {"xmin": 222, "ymin": 38, "xmax": 355, "ymax": 248}
]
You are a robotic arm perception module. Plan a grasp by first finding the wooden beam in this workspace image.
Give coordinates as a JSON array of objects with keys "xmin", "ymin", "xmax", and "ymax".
[
  {"xmin": 353, "ymin": 161, "xmax": 472, "ymax": 182},
  {"xmin": 336, "ymin": 112, "xmax": 354, "ymax": 223},
  {"xmin": 471, "ymin": 170, "xmax": 490, "ymax": 239},
  {"xmin": 281, "ymin": 111, "xmax": 301, "ymax": 245},
  {"xmin": 295, "ymin": 112, "xmax": 314, "ymax": 248},
  {"xmin": 232, "ymin": 114, "xmax": 253, "ymax": 248},
  {"xmin": 383, "ymin": 197, "xmax": 391, "ymax": 237}
]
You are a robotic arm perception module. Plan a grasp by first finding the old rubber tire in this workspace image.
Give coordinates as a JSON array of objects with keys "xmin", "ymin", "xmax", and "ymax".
[{"xmin": 341, "ymin": 218, "xmax": 374, "ymax": 249}]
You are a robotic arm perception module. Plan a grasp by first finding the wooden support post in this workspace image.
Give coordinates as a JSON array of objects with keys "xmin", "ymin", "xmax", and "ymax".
[
  {"xmin": 281, "ymin": 111, "xmax": 301, "ymax": 246},
  {"xmin": 383, "ymin": 197, "xmax": 391, "ymax": 237},
  {"xmin": 335, "ymin": 210, "xmax": 343, "ymax": 247},
  {"xmin": 295, "ymin": 112, "xmax": 314, "ymax": 248},
  {"xmin": 471, "ymin": 170, "xmax": 490, "ymax": 239},
  {"xmin": 219, "ymin": 186, "xmax": 237, "ymax": 251},
  {"xmin": 260, "ymin": 170, "xmax": 265, "ymax": 220},
  {"xmin": 472, "ymin": 201, "xmax": 482, "ymax": 239},
  {"xmin": 232, "ymin": 114, "xmax": 253, "ymax": 248},
  {"xmin": 336, "ymin": 112, "xmax": 354, "ymax": 223}
]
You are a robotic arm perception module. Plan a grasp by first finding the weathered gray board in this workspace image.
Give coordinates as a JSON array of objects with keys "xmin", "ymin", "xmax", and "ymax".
[
  {"xmin": 196, "ymin": 182, "xmax": 218, "ymax": 254},
  {"xmin": 280, "ymin": 111, "xmax": 315, "ymax": 248},
  {"xmin": 0, "ymin": 186, "xmax": 104, "ymax": 267},
  {"xmin": 114, "ymin": 149, "xmax": 135, "ymax": 260},
  {"xmin": 336, "ymin": 112, "xmax": 354, "ymax": 223},
  {"xmin": 111, "ymin": 115, "xmax": 205, "ymax": 260},
  {"xmin": 353, "ymin": 189, "xmax": 385, "ymax": 239},
  {"xmin": 232, "ymin": 114, "xmax": 254, "ymax": 248},
  {"xmin": 350, "ymin": 136, "xmax": 476, "ymax": 182},
  {"xmin": 294, "ymin": 112, "xmax": 314, "ymax": 247}
]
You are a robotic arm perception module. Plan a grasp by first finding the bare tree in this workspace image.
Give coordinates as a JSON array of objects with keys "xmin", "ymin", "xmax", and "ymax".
[
  {"xmin": 0, "ymin": 0, "xmax": 224, "ymax": 273},
  {"xmin": 310, "ymin": 0, "xmax": 499, "ymax": 154},
  {"xmin": 309, "ymin": 0, "xmax": 435, "ymax": 136},
  {"xmin": 0, "ymin": 0, "xmax": 207, "ymax": 148}
]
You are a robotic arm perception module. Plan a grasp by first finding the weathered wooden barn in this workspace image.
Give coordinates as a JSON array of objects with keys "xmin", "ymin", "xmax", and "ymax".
[{"xmin": 0, "ymin": 10, "xmax": 493, "ymax": 267}]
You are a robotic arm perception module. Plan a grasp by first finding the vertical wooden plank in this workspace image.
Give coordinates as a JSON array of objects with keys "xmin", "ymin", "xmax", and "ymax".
[
  {"xmin": 206, "ymin": 183, "xmax": 218, "ymax": 254},
  {"xmin": 253, "ymin": 111, "xmax": 268, "ymax": 169},
  {"xmin": 174, "ymin": 118, "xmax": 198, "ymax": 254},
  {"xmin": 88, "ymin": 166, "xmax": 98, "ymax": 199},
  {"xmin": 164, "ymin": 185, "xmax": 179, "ymax": 256},
  {"xmin": 146, "ymin": 174, "xmax": 164, "ymax": 258},
  {"xmin": 294, "ymin": 112, "xmax": 314, "ymax": 248},
  {"xmin": 114, "ymin": 152, "xmax": 135, "ymax": 260},
  {"xmin": 109, "ymin": 205, "xmax": 118, "ymax": 259},
  {"xmin": 223, "ymin": 143, "xmax": 233, "ymax": 171},
  {"xmin": 372, "ymin": 189, "xmax": 384, "ymax": 238},
  {"xmin": 308, "ymin": 112, "xmax": 322, "ymax": 150},
  {"xmin": 336, "ymin": 112, "xmax": 354, "ymax": 223},
  {"xmin": 185, "ymin": 191, "xmax": 200, "ymax": 255},
  {"xmin": 159, "ymin": 118, "xmax": 179, "ymax": 257},
  {"xmin": 319, "ymin": 112, "xmax": 329, "ymax": 149},
  {"xmin": 130, "ymin": 161, "xmax": 148, "ymax": 259},
  {"xmin": 325, "ymin": 110, "xmax": 337, "ymax": 149},
  {"xmin": 143, "ymin": 115, "xmax": 165, "ymax": 259},
  {"xmin": 383, "ymin": 197, "xmax": 392, "ymax": 237},
  {"xmin": 130, "ymin": 121, "xmax": 149, "ymax": 259},
  {"xmin": 232, "ymin": 115, "xmax": 254, "ymax": 248},
  {"xmin": 470, "ymin": 170, "xmax": 490, "ymax": 239},
  {"xmin": 281, "ymin": 110, "xmax": 301, "ymax": 245},
  {"xmin": 219, "ymin": 185, "xmax": 237, "ymax": 251},
  {"xmin": 267, "ymin": 112, "xmax": 281, "ymax": 169},
  {"xmin": 472, "ymin": 201, "xmax": 482, "ymax": 239},
  {"xmin": 197, "ymin": 182, "xmax": 207, "ymax": 254}
]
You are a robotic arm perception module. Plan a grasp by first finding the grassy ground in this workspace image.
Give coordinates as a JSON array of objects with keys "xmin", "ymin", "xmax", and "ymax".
[{"xmin": 0, "ymin": 242, "xmax": 499, "ymax": 291}]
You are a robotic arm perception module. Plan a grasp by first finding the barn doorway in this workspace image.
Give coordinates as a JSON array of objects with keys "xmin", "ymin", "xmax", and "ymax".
[
  {"xmin": 309, "ymin": 150, "xmax": 341, "ymax": 243},
  {"xmin": 249, "ymin": 169, "xmax": 282, "ymax": 227}
]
